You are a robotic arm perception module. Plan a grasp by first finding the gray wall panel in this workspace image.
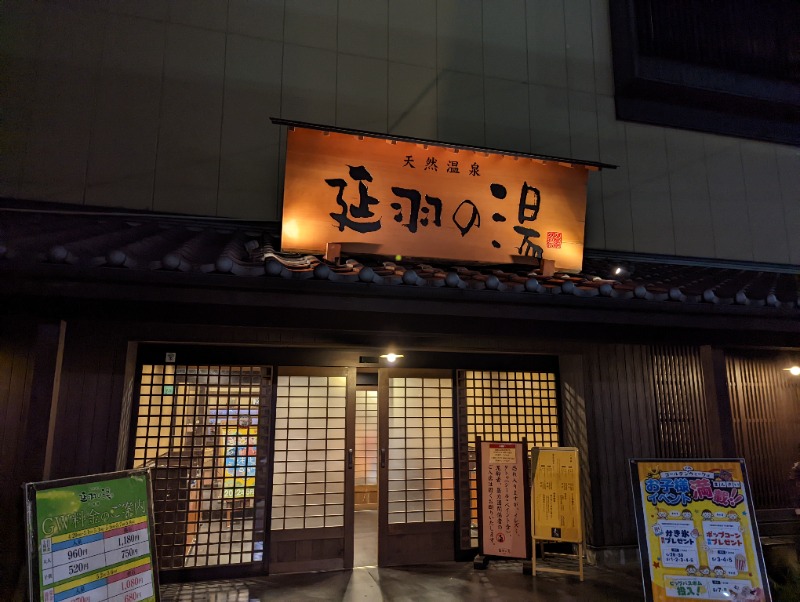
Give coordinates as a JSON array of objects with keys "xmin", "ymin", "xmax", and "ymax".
[{"xmin": 1, "ymin": 0, "xmax": 796, "ymax": 265}]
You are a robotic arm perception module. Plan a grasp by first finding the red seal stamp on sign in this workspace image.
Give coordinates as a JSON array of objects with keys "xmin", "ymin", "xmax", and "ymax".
[{"xmin": 546, "ymin": 232, "xmax": 562, "ymax": 248}]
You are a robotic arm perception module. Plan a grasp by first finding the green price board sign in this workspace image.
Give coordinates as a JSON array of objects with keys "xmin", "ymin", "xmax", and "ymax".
[{"xmin": 25, "ymin": 469, "xmax": 160, "ymax": 602}]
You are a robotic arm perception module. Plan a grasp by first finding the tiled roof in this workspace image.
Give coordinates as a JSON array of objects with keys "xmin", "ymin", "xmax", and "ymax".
[
  {"xmin": 265, "ymin": 250, "xmax": 800, "ymax": 309},
  {"xmin": 2, "ymin": 202, "xmax": 799, "ymax": 313},
  {"xmin": 1, "ymin": 206, "xmax": 272, "ymax": 276}
]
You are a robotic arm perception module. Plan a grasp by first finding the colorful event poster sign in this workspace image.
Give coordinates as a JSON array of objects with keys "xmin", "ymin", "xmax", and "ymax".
[
  {"xmin": 222, "ymin": 425, "xmax": 257, "ymax": 499},
  {"xmin": 630, "ymin": 459, "xmax": 771, "ymax": 602},
  {"xmin": 479, "ymin": 442, "xmax": 528, "ymax": 558},
  {"xmin": 280, "ymin": 124, "xmax": 593, "ymax": 271},
  {"xmin": 531, "ymin": 447, "xmax": 582, "ymax": 543},
  {"xmin": 25, "ymin": 470, "xmax": 159, "ymax": 602}
]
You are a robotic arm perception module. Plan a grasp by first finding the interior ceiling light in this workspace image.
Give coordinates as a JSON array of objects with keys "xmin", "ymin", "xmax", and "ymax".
[
  {"xmin": 784, "ymin": 366, "xmax": 800, "ymax": 376},
  {"xmin": 380, "ymin": 353, "xmax": 404, "ymax": 363}
]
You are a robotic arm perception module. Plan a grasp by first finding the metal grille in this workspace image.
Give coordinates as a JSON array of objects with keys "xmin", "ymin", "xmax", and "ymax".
[
  {"xmin": 727, "ymin": 354, "xmax": 800, "ymax": 509},
  {"xmin": 651, "ymin": 347, "xmax": 711, "ymax": 457},
  {"xmin": 132, "ymin": 364, "xmax": 269, "ymax": 569},
  {"xmin": 458, "ymin": 370, "xmax": 559, "ymax": 549},
  {"xmin": 387, "ymin": 377, "xmax": 455, "ymax": 524},
  {"xmin": 355, "ymin": 390, "xmax": 378, "ymax": 487},
  {"xmin": 271, "ymin": 375, "xmax": 347, "ymax": 530}
]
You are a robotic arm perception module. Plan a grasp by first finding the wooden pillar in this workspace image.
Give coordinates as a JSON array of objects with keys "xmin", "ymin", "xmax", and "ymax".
[
  {"xmin": 699, "ymin": 346, "xmax": 737, "ymax": 457},
  {"xmin": 31, "ymin": 321, "xmax": 67, "ymax": 480}
]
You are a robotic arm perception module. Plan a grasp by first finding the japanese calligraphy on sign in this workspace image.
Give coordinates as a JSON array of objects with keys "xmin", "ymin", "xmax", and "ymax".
[
  {"xmin": 479, "ymin": 442, "xmax": 528, "ymax": 559},
  {"xmin": 630, "ymin": 460, "xmax": 771, "ymax": 602},
  {"xmin": 280, "ymin": 126, "xmax": 594, "ymax": 271},
  {"xmin": 531, "ymin": 447, "xmax": 582, "ymax": 544}
]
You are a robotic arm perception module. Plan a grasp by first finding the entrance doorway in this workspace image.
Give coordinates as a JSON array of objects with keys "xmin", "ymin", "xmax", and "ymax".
[
  {"xmin": 354, "ymin": 387, "xmax": 378, "ymax": 567},
  {"xmin": 130, "ymin": 359, "xmax": 458, "ymax": 578},
  {"xmin": 268, "ymin": 367, "xmax": 456, "ymax": 572},
  {"xmin": 377, "ymin": 369, "xmax": 456, "ymax": 565}
]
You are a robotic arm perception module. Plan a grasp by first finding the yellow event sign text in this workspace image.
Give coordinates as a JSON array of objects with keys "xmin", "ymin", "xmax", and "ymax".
[
  {"xmin": 281, "ymin": 126, "xmax": 593, "ymax": 271},
  {"xmin": 531, "ymin": 447, "xmax": 582, "ymax": 543},
  {"xmin": 631, "ymin": 460, "xmax": 770, "ymax": 602}
]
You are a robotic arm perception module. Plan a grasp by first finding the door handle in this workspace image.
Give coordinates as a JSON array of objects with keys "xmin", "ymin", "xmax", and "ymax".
[
  {"xmin": 380, "ymin": 448, "xmax": 386, "ymax": 468},
  {"xmin": 347, "ymin": 448, "xmax": 354, "ymax": 469}
]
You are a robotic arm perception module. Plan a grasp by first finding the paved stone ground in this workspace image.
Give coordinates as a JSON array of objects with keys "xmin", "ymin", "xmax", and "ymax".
[{"xmin": 160, "ymin": 558, "xmax": 645, "ymax": 601}]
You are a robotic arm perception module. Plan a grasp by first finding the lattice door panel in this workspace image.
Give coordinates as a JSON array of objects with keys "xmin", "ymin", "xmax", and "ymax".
[
  {"xmin": 132, "ymin": 364, "xmax": 270, "ymax": 570},
  {"xmin": 457, "ymin": 370, "xmax": 559, "ymax": 549}
]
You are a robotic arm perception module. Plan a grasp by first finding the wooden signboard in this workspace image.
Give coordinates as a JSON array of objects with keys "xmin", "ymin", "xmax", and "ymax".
[
  {"xmin": 476, "ymin": 439, "xmax": 531, "ymax": 564},
  {"xmin": 279, "ymin": 124, "xmax": 595, "ymax": 271},
  {"xmin": 530, "ymin": 446, "xmax": 584, "ymax": 580},
  {"xmin": 25, "ymin": 469, "xmax": 160, "ymax": 602},
  {"xmin": 630, "ymin": 459, "xmax": 771, "ymax": 602}
]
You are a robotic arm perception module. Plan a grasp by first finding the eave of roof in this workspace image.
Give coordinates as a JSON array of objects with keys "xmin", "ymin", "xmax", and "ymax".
[
  {"xmin": 271, "ymin": 118, "xmax": 617, "ymax": 171},
  {"xmin": 1, "ymin": 201, "xmax": 798, "ymax": 325}
]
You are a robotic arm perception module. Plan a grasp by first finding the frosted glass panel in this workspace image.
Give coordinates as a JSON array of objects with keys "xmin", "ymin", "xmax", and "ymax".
[
  {"xmin": 306, "ymin": 516, "xmax": 324, "ymax": 528},
  {"xmin": 387, "ymin": 376, "xmax": 454, "ymax": 524},
  {"xmin": 271, "ymin": 374, "xmax": 347, "ymax": 530}
]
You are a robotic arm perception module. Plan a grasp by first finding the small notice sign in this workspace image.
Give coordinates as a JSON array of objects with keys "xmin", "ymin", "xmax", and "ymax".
[
  {"xmin": 478, "ymin": 441, "xmax": 529, "ymax": 559},
  {"xmin": 630, "ymin": 459, "xmax": 771, "ymax": 602},
  {"xmin": 531, "ymin": 447, "xmax": 582, "ymax": 543},
  {"xmin": 25, "ymin": 469, "xmax": 160, "ymax": 602},
  {"xmin": 489, "ymin": 445, "xmax": 518, "ymax": 465}
]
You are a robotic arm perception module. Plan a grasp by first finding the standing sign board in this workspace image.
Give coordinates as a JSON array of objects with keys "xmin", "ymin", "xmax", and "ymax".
[
  {"xmin": 25, "ymin": 469, "xmax": 159, "ymax": 602},
  {"xmin": 630, "ymin": 459, "xmax": 771, "ymax": 602},
  {"xmin": 530, "ymin": 447, "xmax": 584, "ymax": 579},
  {"xmin": 476, "ymin": 439, "xmax": 530, "ymax": 560},
  {"xmin": 278, "ymin": 122, "xmax": 599, "ymax": 272}
]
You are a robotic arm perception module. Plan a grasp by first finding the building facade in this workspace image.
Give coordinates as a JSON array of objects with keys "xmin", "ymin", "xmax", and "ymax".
[{"xmin": 2, "ymin": 0, "xmax": 799, "ymax": 597}]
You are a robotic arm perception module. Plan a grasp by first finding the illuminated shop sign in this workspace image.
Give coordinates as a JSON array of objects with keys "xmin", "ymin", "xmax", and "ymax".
[{"xmin": 279, "ymin": 124, "xmax": 598, "ymax": 272}]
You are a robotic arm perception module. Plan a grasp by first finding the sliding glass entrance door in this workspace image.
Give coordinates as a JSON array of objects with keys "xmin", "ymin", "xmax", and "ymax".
[
  {"xmin": 269, "ymin": 367, "xmax": 355, "ymax": 573},
  {"xmin": 378, "ymin": 370, "xmax": 455, "ymax": 565}
]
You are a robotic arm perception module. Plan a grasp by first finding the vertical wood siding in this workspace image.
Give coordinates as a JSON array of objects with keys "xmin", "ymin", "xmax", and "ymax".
[
  {"xmin": 0, "ymin": 321, "xmax": 34, "ymax": 502},
  {"xmin": 651, "ymin": 346, "xmax": 713, "ymax": 458},
  {"xmin": 585, "ymin": 345, "xmax": 656, "ymax": 547},
  {"xmin": 559, "ymin": 354, "xmax": 595, "ymax": 547},
  {"xmin": 0, "ymin": 320, "xmax": 35, "ymax": 598},
  {"xmin": 584, "ymin": 344, "xmax": 710, "ymax": 547},
  {"xmin": 0, "ymin": 318, "xmax": 63, "ymax": 599},
  {"xmin": 727, "ymin": 354, "xmax": 800, "ymax": 509},
  {"xmin": 49, "ymin": 322, "xmax": 128, "ymax": 479}
]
